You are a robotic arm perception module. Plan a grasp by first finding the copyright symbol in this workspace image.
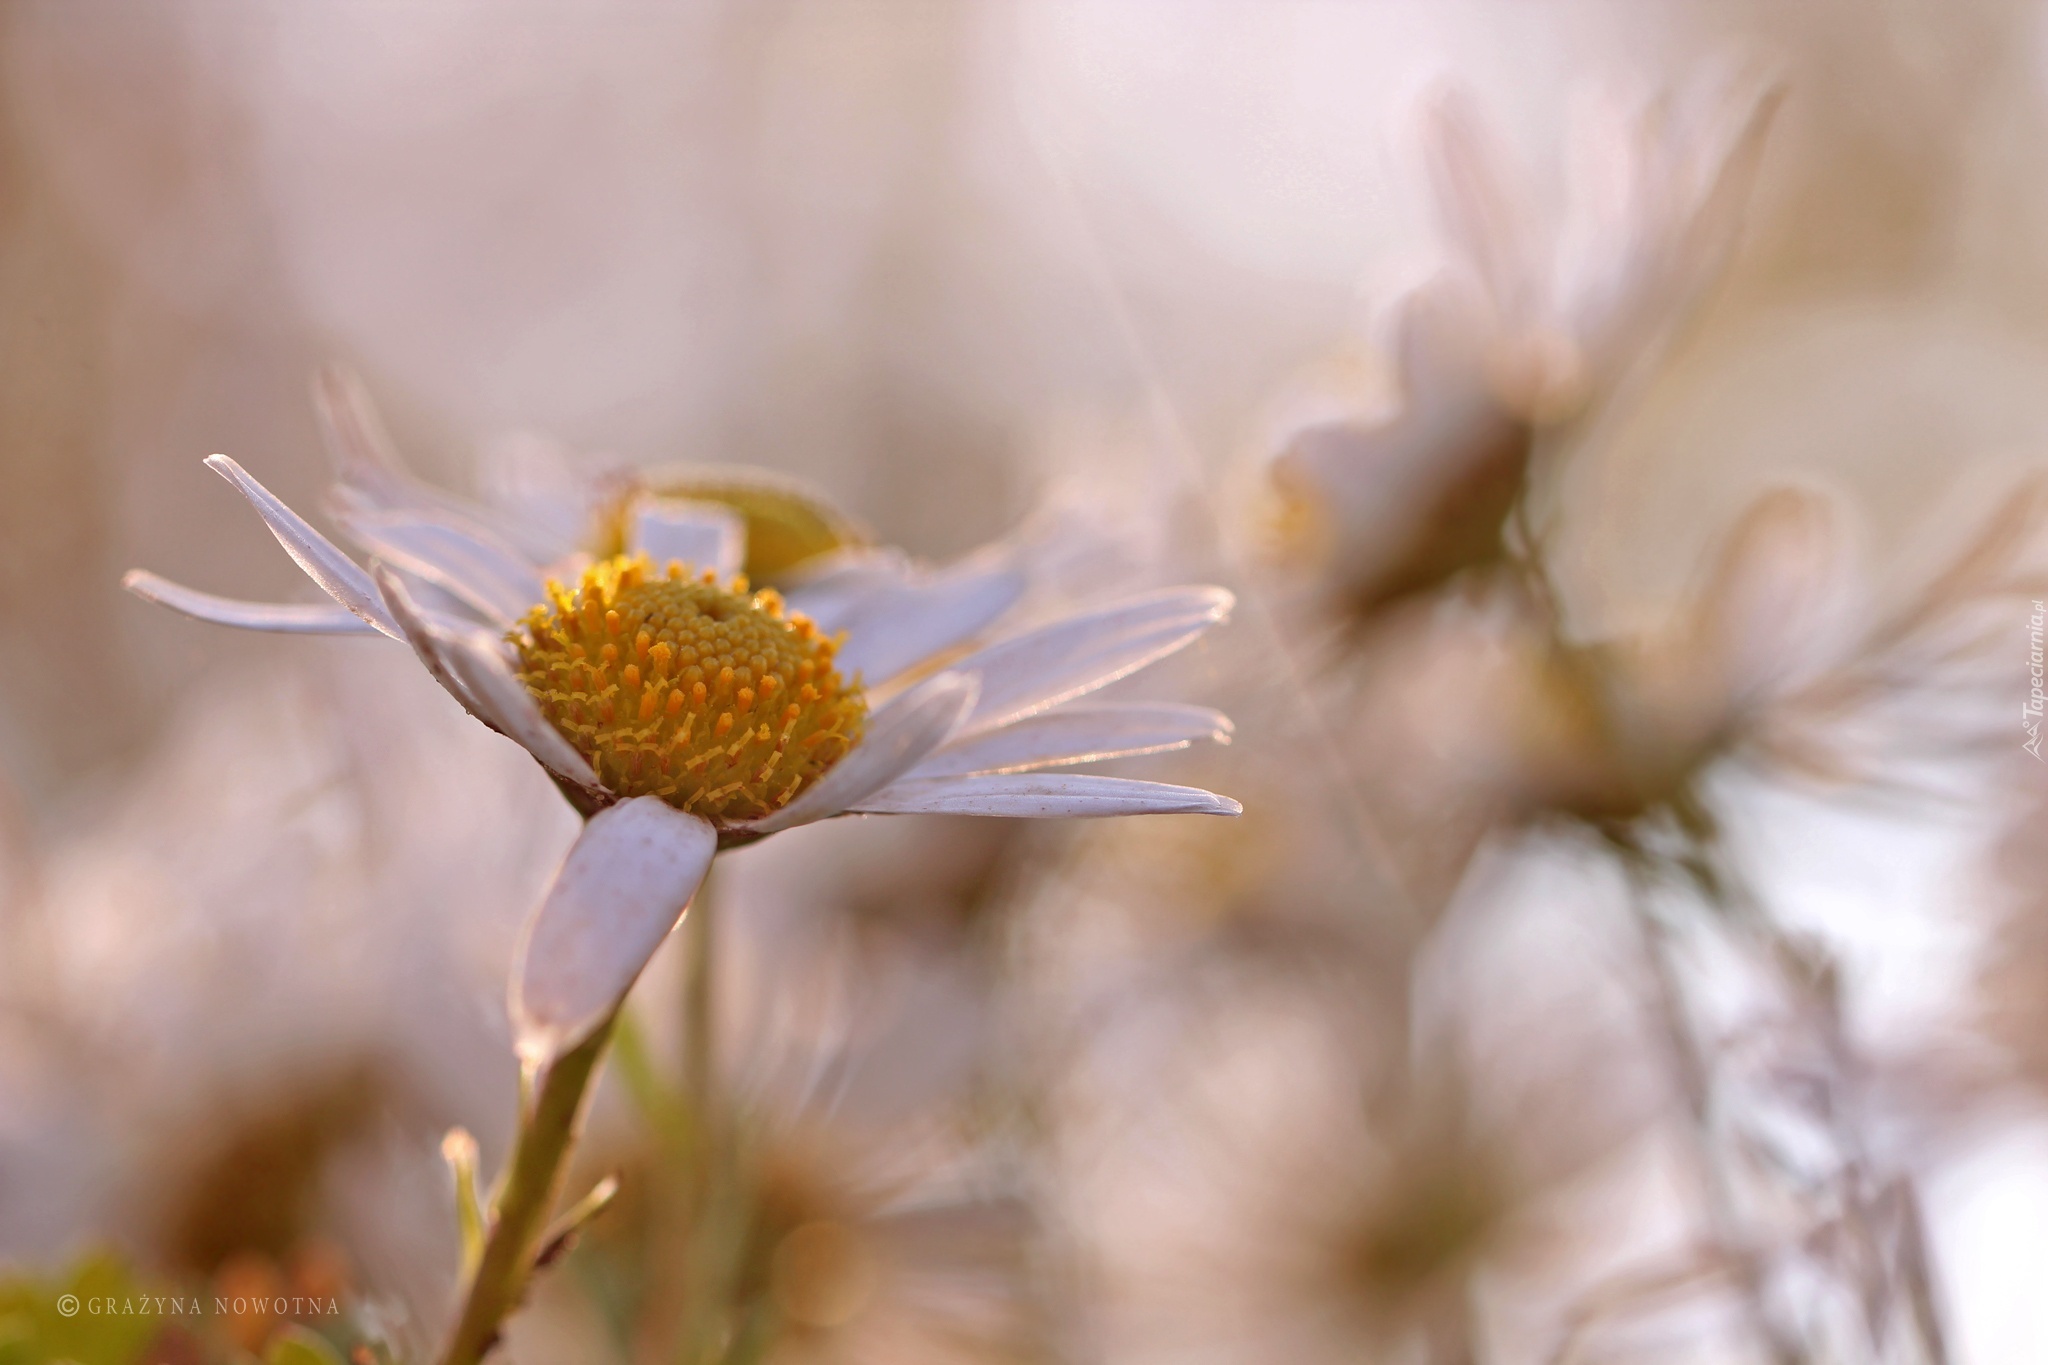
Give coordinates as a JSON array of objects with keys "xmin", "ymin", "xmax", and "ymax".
[{"xmin": 56, "ymin": 1294, "xmax": 79, "ymax": 1317}]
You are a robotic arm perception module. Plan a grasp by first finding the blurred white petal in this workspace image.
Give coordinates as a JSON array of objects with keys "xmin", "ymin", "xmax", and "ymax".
[
  {"xmin": 906, "ymin": 702, "xmax": 1232, "ymax": 779},
  {"xmin": 1654, "ymin": 77, "xmax": 1781, "ymax": 333},
  {"xmin": 510, "ymin": 798, "xmax": 716, "ymax": 1065},
  {"xmin": 1556, "ymin": 87, "xmax": 1659, "ymax": 354},
  {"xmin": 1699, "ymin": 485, "xmax": 1850, "ymax": 704},
  {"xmin": 374, "ymin": 565, "xmax": 603, "ymax": 793},
  {"xmin": 949, "ymin": 587, "xmax": 1233, "ymax": 734},
  {"xmin": 1418, "ymin": 87, "xmax": 1543, "ymax": 328},
  {"xmin": 1273, "ymin": 274, "xmax": 1523, "ymax": 599},
  {"xmin": 628, "ymin": 497, "xmax": 745, "ymax": 579},
  {"xmin": 120, "ymin": 571, "xmax": 383, "ymax": 635},
  {"xmin": 318, "ymin": 365, "xmax": 570, "ymax": 574},
  {"xmin": 852, "ymin": 773, "xmax": 1240, "ymax": 818},
  {"xmin": 204, "ymin": 454, "xmax": 402, "ymax": 639},
  {"xmin": 336, "ymin": 505, "xmax": 546, "ymax": 625},
  {"xmin": 1559, "ymin": 76, "xmax": 1781, "ymax": 378},
  {"xmin": 310, "ymin": 364, "xmax": 418, "ymax": 512},
  {"xmin": 744, "ymin": 672, "xmax": 978, "ymax": 834},
  {"xmin": 477, "ymin": 430, "xmax": 621, "ymax": 565},
  {"xmin": 779, "ymin": 547, "xmax": 919, "ymax": 633}
]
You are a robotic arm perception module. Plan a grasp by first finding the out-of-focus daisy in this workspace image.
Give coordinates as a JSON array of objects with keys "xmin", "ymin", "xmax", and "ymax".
[
  {"xmin": 1500, "ymin": 477, "xmax": 2044, "ymax": 828},
  {"xmin": 556, "ymin": 890, "xmax": 1043, "ymax": 1365},
  {"xmin": 1509, "ymin": 483, "xmax": 1851, "ymax": 825},
  {"xmin": 1053, "ymin": 946, "xmax": 1638, "ymax": 1365},
  {"xmin": 123, "ymin": 380, "xmax": 1239, "ymax": 1069},
  {"xmin": 1266, "ymin": 73, "xmax": 1780, "ymax": 615}
]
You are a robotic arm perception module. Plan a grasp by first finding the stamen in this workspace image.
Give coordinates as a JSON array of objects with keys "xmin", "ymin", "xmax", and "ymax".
[{"xmin": 512, "ymin": 554, "xmax": 864, "ymax": 822}]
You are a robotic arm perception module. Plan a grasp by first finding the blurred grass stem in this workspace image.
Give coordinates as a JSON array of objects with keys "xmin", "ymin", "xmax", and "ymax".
[
  {"xmin": 673, "ymin": 886, "xmax": 750, "ymax": 1365},
  {"xmin": 1622, "ymin": 856, "xmax": 1806, "ymax": 1365}
]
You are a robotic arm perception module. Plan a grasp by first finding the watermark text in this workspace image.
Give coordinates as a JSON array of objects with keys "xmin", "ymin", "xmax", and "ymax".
[
  {"xmin": 56, "ymin": 1293, "xmax": 341, "ymax": 1318},
  {"xmin": 2026, "ymin": 599, "xmax": 2045, "ymax": 759}
]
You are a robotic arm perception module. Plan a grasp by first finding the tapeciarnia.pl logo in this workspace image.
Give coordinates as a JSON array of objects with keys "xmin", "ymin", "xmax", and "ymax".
[{"xmin": 2026, "ymin": 599, "xmax": 2045, "ymax": 760}]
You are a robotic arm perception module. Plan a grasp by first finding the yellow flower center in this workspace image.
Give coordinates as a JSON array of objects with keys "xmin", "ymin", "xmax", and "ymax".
[{"xmin": 513, "ymin": 554, "xmax": 865, "ymax": 822}]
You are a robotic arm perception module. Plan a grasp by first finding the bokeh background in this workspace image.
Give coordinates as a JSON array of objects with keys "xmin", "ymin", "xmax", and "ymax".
[{"xmin": 7, "ymin": 2, "xmax": 2048, "ymax": 1362}]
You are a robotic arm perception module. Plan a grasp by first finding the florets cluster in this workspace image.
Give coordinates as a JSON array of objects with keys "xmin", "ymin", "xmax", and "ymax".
[{"xmin": 514, "ymin": 555, "xmax": 864, "ymax": 822}]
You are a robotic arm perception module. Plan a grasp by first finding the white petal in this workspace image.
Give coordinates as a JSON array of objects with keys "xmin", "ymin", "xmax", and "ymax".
[
  {"xmin": 851, "ymin": 773, "xmax": 1241, "ymax": 818},
  {"xmin": 1555, "ymin": 89, "xmax": 1655, "ymax": 350},
  {"xmin": 628, "ymin": 497, "xmax": 746, "ymax": 579},
  {"xmin": 437, "ymin": 628, "xmax": 606, "ymax": 792},
  {"xmin": 336, "ymin": 505, "xmax": 547, "ymax": 625},
  {"xmin": 315, "ymin": 365, "xmax": 547, "ymax": 558},
  {"xmin": 783, "ymin": 546, "xmax": 1024, "ymax": 663},
  {"xmin": 1273, "ymin": 275, "xmax": 1527, "ymax": 597},
  {"xmin": 205, "ymin": 454, "xmax": 402, "ymax": 639},
  {"xmin": 1274, "ymin": 275, "xmax": 1511, "ymax": 564},
  {"xmin": 121, "ymin": 570, "xmax": 383, "ymax": 635},
  {"xmin": 905, "ymin": 702, "xmax": 1233, "ymax": 779},
  {"xmin": 1560, "ymin": 79, "xmax": 1781, "ymax": 375},
  {"xmin": 779, "ymin": 547, "xmax": 915, "ymax": 629},
  {"xmin": 741, "ymin": 672, "xmax": 978, "ymax": 834},
  {"xmin": 311, "ymin": 365, "xmax": 415, "ymax": 507},
  {"xmin": 949, "ymin": 587, "xmax": 1233, "ymax": 734},
  {"xmin": 1675, "ymin": 81, "xmax": 1781, "ymax": 274},
  {"xmin": 1419, "ymin": 88, "xmax": 1545, "ymax": 326},
  {"xmin": 510, "ymin": 800, "xmax": 717, "ymax": 1065},
  {"xmin": 374, "ymin": 565, "xmax": 604, "ymax": 792},
  {"xmin": 1698, "ymin": 485, "xmax": 1847, "ymax": 702},
  {"xmin": 477, "ymin": 430, "xmax": 621, "ymax": 565},
  {"xmin": 831, "ymin": 560, "xmax": 1026, "ymax": 686},
  {"xmin": 370, "ymin": 564, "xmax": 492, "ymax": 721}
]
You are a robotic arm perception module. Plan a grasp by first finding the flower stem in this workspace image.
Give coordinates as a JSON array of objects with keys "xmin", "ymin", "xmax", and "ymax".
[
  {"xmin": 439, "ymin": 1014, "xmax": 619, "ymax": 1365},
  {"xmin": 1622, "ymin": 860, "xmax": 1805, "ymax": 1365}
]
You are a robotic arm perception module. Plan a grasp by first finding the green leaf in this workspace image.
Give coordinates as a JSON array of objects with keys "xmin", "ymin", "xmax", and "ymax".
[
  {"xmin": 265, "ymin": 1324, "xmax": 345, "ymax": 1365},
  {"xmin": 0, "ymin": 1250, "xmax": 165, "ymax": 1365}
]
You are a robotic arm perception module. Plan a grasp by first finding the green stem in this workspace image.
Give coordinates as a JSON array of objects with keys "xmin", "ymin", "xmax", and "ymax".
[{"xmin": 439, "ymin": 1014, "xmax": 619, "ymax": 1365}]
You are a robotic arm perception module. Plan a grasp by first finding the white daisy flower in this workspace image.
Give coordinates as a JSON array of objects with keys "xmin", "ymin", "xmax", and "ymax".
[
  {"xmin": 122, "ymin": 382, "xmax": 1240, "ymax": 1069},
  {"xmin": 1267, "ymin": 73, "xmax": 1779, "ymax": 613},
  {"xmin": 1414, "ymin": 71, "xmax": 1781, "ymax": 423}
]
